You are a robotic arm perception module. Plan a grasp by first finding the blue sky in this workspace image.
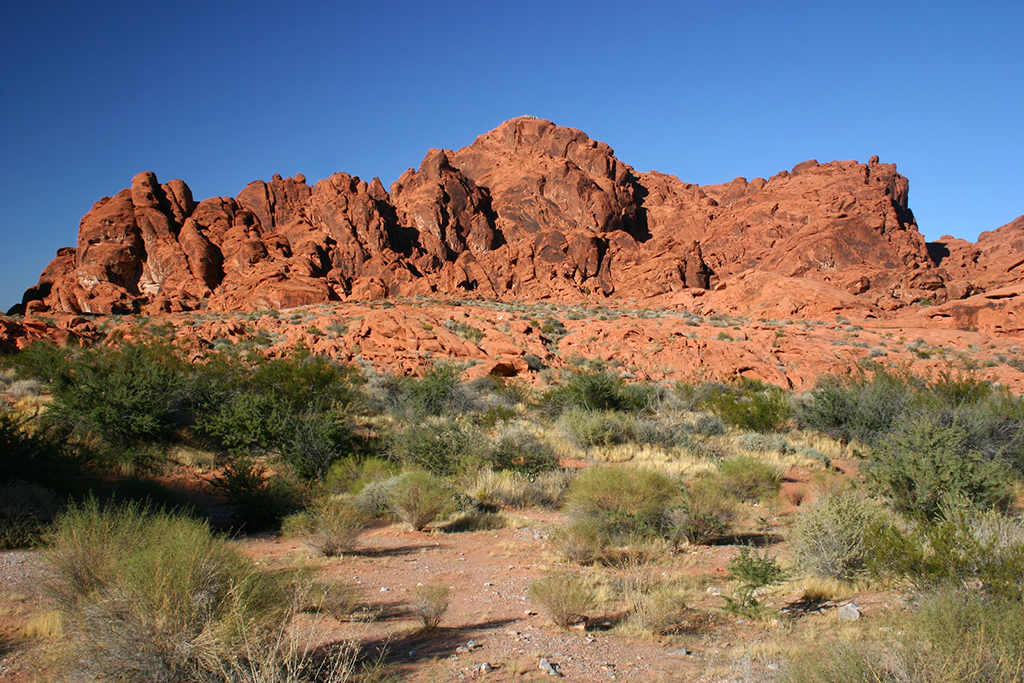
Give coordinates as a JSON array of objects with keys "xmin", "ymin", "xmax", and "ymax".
[{"xmin": 1, "ymin": 1, "xmax": 1021, "ymax": 310}]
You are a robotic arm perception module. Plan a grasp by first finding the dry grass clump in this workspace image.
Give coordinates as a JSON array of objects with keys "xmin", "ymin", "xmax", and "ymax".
[
  {"xmin": 782, "ymin": 589, "xmax": 1024, "ymax": 683},
  {"xmin": 529, "ymin": 571, "xmax": 596, "ymax": 629},
  {"xmin": 713, "ymin": 456, "xmax": 784, "ymax": 502},
  {"xmin": 45, "ymin": 499, "xmax": 359, "ymax": 682},
  {"xmin": 411, "ymin": 584, "xmax": 450, "ymax": 630},
  {"xmin": 470, "ymin": 469, "xmax": 572, "ymax": 509},
  {"xmin": 283, "ymin": 497, "xmax": 369, "ymax": 557},
  {"xmin": 387, "ymin": 470, "xmax": 452, "ymax": 531},
  {"xmin": 790, "ymin": 491, "xmax": 886, "ymax": 580}
]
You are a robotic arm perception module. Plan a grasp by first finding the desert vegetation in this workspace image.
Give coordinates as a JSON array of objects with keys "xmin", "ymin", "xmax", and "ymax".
[{"xmin": 4, "ymin": 330, "xmax": 1024, "ymax": 681}]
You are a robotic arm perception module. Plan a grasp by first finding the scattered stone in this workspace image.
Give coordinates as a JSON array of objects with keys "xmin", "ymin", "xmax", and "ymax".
[
  {"xmin": 668, "ymin": 648, "xmax": 689, "ymax": 656},
  {"xmin": 539, "ymin": 657, "xmax": 560, "ymax": 676},
  {"xmin": 478, "ymin": 662, "xmax": 493, "ymax": 673},
  {"xmin": 837, "ymin": 602, "xmax": 862, "ymax": 622}
]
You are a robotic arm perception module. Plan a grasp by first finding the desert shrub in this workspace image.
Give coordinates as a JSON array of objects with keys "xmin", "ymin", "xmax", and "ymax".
[
  {"xmin": 790, "ymin": 491, "xmax": 886, "ymax": 580},
  {"xmin": 278, "ymin": 408, "xmax": 358, "ymax": 481},
  {"xmin": 666, "ymin": 478, "xmax": 740, "ymax": 545},
  {"xmin": 387, "ymin": 417, "xmax": 485, "ymax": 476},
  {"xmin": 411, "ymin": 584, "xmax": 450, "ymax": 630},
  {"xmin": 800, "ymin": 368, "xmax": 916, "ymax": 445},
  {"xmin": 549, "ymin": 517, "xmax": 610, "ymax": 564},
  {"xmin": 352, "ymin": 475, "xmax": 403, "ymax": 518},
  {"xmin": 543, "ymin": 369, "xmax": 647, "ymax": 415},
  {"xmin": 796, "ymin": 445, "xmax": 832, "ymax": 468},
  {"xmin": 867, "ymin": 505, "xmax": 1024, "ymax": 597},
  {"xmin": 488, "ymin": 422, "xmax": 559, "ymax": 475},
  {"xmin": 0, "ymin": 481, "xmax": 62, "ymax": 548},
  {"xmin": 724, "ymin": 545, "xmax": 788, "ymax": 614},
  {"xmin": 283, "ymin": 497, "xmax": 369, "ymax": 557},
  {"xmin": 45, "ymin": 500, "xmax": 289, "ymax": 682},
  {"xmin": 210, "ymin": 457, "xmax": 303, "ymax": 530},
  {"xmin": 388, "ymin": 470, "xmax": 452, "ymax": 531},
  {"xmin": 529, "ymin": 571, "xmax": 596, "ymax": 629},
  {"xmin": 566, "ymin": 466, "xmax": 679, "ymax": 542},
  {"xmin": 623, "ymin": 580, "xmax": 690, "ymax": 636},
  {"xmin": 713, "ymin": 456, "xmax": 783, "ymax": 502},
  {"xmin": 630, "ymin": 414, "xmax": 694, "ymax": 448},
  {"xmin": 197, "ymin": 353, "xmax": 362, "ymax": 464},
  {"xmin": 781, "ymin": 589, "xmax": 1024, "ymax": 683},
  {"xmin": 690, "ymin": 412, "xmax": 726, "ymax": 436},
  {"xmin": 737, "ymin": 432, "xmax": 793, "ymax": 453},
  {"xmin": 867, "ymin": 414, "xmax": 1013, "ymax": 520},
  {"xmin": 558, "ymin": 408, "xmax": 635, "ymax": 447},
  {"xmin": 19, "ymin": 341, "xmax": 195, "ymax": 466},
  {"xmin": 701, "ymin": 380, "xmax": 793, "ymax": 433},
  {"xmin": 406, "ymin": 362, "xmax": 476, "ymax": 416},
  {"xmin": 471, "ymin": 469, "xmax": 571, "ymax": 509},
  {"xmin": 323, "ymin": 456, "xmax": 398, "ymax": 496}
]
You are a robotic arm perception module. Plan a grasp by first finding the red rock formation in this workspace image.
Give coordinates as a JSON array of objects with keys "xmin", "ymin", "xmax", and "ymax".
[{"xmin": 10, "ymin": 117, "xmax": 1020, "ymax": 332}]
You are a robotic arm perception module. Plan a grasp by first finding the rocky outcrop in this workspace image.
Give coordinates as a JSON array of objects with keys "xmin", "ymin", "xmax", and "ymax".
[{"xmin": 10, "ymin": 118, "xmax": 1020, "ymax": 329}]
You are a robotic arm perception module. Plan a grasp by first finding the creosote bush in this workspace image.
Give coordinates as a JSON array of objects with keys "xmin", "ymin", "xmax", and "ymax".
[
  {"xmin": 868, "ymin": 414, "xmax": 1013, "ymax": 520},
  {"xmin": 487, "ymin": 422, "xmax": 559, "ymax": 475},
  {"xmin": 387, "ymin": 417, "xmax": 485, "ymax": 477}
]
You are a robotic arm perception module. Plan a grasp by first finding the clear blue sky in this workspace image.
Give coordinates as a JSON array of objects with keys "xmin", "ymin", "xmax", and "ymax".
[{"xmin": 2, "ymin": 0, "xmax": 1021, "ymax": 310}]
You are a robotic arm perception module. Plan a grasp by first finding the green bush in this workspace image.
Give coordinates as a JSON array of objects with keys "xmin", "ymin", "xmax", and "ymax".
[
  {"xmin": 283, "ymin": 496, "xmax": 369, "ymax": 556},
  {"xmin": 388, "ymin": 470, "xmax": 452, "ymax": 531},
  {"xmin": 713, "ymin": 456, "xmax": 783, "ymax": 502},
  {"xmin": 867, "ymin": 505, "xmax": 1024, "ymax": 597},
  {"xmin": 210, "ymin": 457, "xmax": 303, "ymax": 530},
  {"xmin": 387, "ymin": 417, "xmax": 485, "ymax": 476},
  {"xmin": 487, "ymin": 422, "xmax": 559, "ymax": 475},
  {"xmin": 558, "ymin": 408, "xmax": 635, "ymax": 447},
  {"xmin": 529, "ymin": 571, "xmax": 596, "ymax": 629},
  {"xmin": 406, "ymin": 362, "xmax": 475, "ymax": 416},
  {"xmin": 566, "ymin": 466, "xmax": 679, "ymax": 542},
  {"xmin": 666, "ymin": 478, "xmax": 740, "ymax": 545},
  {"xmin": 782, "ymin": 589, "xmax": 1024, "ymax": 683},
  {"xmin": 800, "ymin": 368, "xmax": 916, "ymax": 445},
  {"xmin": 323, "ymin": 456, "xmax": 398, "ymax": 496},
  {"xmin": 724, "ymin": 545, "xmax": 788, "ymax": 614},
  {"xmin": 544, "ymin": 369, "xmax": 648, "ymax": 414},
  {"xmin": 707, "ymin": 382, "xmax": 793, "ymax": 433},
  {"xmin": 867, "ymin": 415, "xmax": 1013, "ymax": 520},
  {"xmin": 21, "ymin": 341, "xmax": 195, "ymax": 467},
  {"xmin": 278, "ymin": 408, "xmax": 358, "ymax": 481},
  {"xmin": 45, "ymin": 500, "xmax": 287, "ymax": 682},
  {"xmin": 790, "ymin": 491, "xmax": 886, "ymax": 580}
]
